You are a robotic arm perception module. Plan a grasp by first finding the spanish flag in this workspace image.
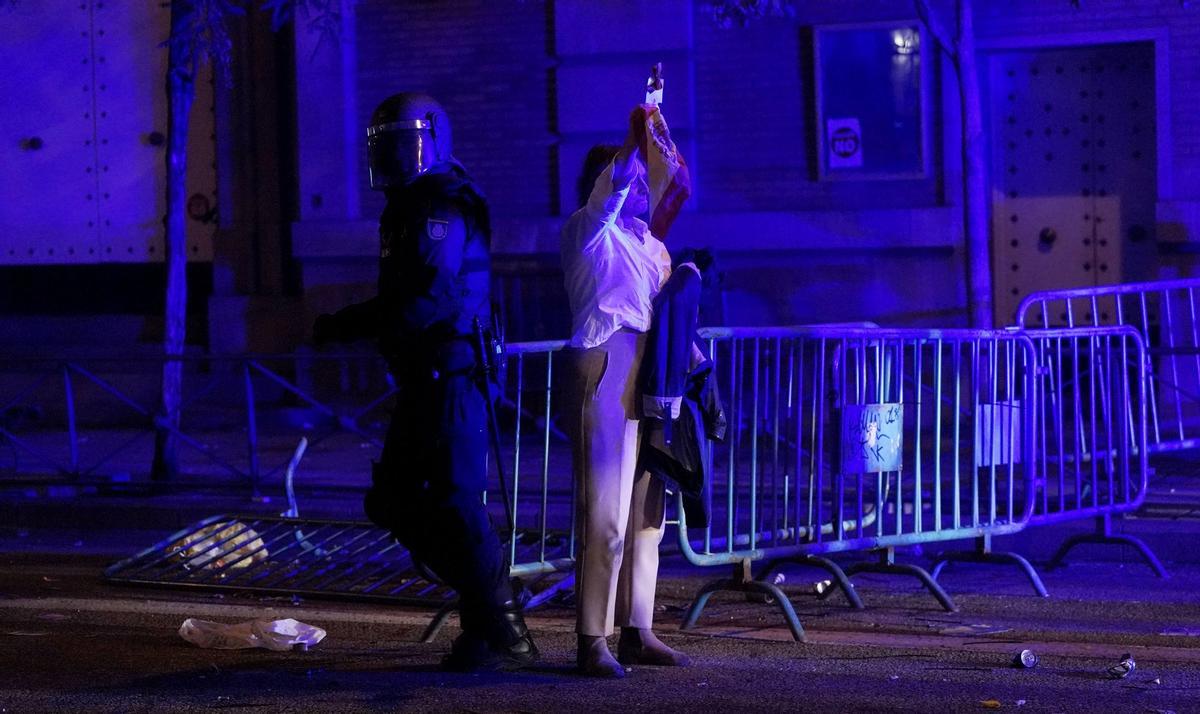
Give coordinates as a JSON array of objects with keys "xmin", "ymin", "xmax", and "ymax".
[{"xmin": 637, "ymin": 104, "xmax": 691, "ymax": 241}]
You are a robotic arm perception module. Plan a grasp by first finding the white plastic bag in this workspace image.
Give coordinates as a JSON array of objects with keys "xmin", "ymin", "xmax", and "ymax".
[{"xmin": 178, "ymin": 617, "xmax": 326, "ymax": 651}]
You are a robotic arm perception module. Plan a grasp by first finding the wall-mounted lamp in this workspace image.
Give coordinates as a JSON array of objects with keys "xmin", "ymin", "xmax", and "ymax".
[{"xmin": 891, "ymin": 29, "xmax": 918, "ymax": 55}]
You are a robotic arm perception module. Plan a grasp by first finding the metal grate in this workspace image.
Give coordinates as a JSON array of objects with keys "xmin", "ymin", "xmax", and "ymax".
[{"xmin": 104, "ymin": 514, "xmax": 574, "ymax": 611}]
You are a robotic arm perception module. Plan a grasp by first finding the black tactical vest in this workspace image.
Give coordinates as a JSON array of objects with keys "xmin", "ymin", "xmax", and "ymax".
[{"xmin": 376, "ymin": 167, "xmax": 491, "ymax": 372}]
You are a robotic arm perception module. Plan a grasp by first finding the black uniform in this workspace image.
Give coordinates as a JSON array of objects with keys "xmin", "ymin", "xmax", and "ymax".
[{"xmin": 317, "ymin": 165, "xmax": 524, "ymax": 660}]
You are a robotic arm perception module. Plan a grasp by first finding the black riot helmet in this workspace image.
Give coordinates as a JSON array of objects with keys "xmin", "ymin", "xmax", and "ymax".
[{"xmin": 366, "ymin": 92, "xmax": 453, "ymax": 189}]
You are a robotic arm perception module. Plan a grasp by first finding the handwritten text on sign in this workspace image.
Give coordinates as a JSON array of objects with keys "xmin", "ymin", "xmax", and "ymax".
[{"xmin": 841, "ymin": 403, "xmax": 903, "ymax": 474}]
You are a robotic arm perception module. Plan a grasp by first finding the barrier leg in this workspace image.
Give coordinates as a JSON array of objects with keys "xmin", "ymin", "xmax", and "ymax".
[
  {"xmin": 931, "ymin": 535, "xmax": 1049, "ymax": 598},
  {"xmin": 757, "ymin": 555, "xmax": 865, "ymax": 610},
  {"xmin": 1049, "ymin": 515, "xmax": 1169, "ymax": 579},
  {"xmin": 420, "ymin": 601, "xmax": 458, "ymax": 643},
  {"xmin": 524, "ymin": 572, "xmax": 575, "ymax": 609},
  {"xmin": 422, "ymin": 577, "xmax": 564, "ymax": 642},
  {"xmin": 844, "ymin": 548, "xmax": 958, "ymax": 612},
  {"xmin": 680, "ymin": 559, "xmax": 806, "ymax": 642}
]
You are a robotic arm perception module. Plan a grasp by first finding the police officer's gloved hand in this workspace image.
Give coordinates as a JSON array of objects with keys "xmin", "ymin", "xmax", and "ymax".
[{"xmin": 312, "ymin": 313, "xmax": 338, "ymax": 346}]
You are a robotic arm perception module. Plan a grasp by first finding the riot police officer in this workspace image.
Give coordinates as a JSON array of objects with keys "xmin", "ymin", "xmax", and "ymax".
[{"xmin": 313, "ymin": 93, "xmax": 537, "ymax": 671}]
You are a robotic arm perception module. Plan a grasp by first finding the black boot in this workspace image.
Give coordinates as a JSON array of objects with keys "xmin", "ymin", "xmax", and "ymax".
[
  {"xmin": 442, "ymin": 629, "xmax": 491, "ymax": 672},
  {"xmin": 486, "ymin": 599, "xmax": 539, "ymax": 670},
  {"xmin": 441, "ymin": 600, "xmax": 538, "ymax": 672},
  {"xmin": 441, "ymin": 606, "xmax": 491, "ymax": 672}
]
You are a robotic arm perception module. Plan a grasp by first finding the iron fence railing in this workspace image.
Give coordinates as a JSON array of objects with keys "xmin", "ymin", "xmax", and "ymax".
[{"xmin": 0, "ymin": 351, "xmax": 393, "ymax": 490}]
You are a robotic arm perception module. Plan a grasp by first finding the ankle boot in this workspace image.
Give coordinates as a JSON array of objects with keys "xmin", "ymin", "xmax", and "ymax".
[
  {"xmin": 577, "ymin": 634, "xmax": 625, "ymax": 678},
  {"xmin": 617, "ymin": 627, "xmax": 691, "ymax": 667},
  {"xmin": 442, "ymin": 629, "xmax": 490, "ymax": 672},
  {"xmin": 489, "ymin": 600, "xmax": 539, "ymax": 668},
  {"xmin": 442, "ymin": 600, "xmax": 538, "ymax": 672}
]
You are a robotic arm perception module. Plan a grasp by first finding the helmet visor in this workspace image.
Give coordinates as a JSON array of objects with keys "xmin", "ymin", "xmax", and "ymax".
[{"xmin": 367, "ymin": 120, "xmax": 434, "ymax": 189}]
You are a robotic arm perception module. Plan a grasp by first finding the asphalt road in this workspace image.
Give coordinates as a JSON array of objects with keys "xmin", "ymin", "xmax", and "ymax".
[{"xmin": 1, "ymin": 552, "xmax": 1198, "ymax": 713}]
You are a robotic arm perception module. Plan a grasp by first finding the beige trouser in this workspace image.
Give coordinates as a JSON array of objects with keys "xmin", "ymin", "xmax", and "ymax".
[{"xmin": 568, "ymin": 329, "xmax": 666, "ymax": 637}]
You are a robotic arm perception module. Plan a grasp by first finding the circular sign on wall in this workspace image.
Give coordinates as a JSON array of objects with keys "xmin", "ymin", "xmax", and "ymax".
[{"xmin": 826, "ymin": 117, "xmax": 863, "ymax": 169}]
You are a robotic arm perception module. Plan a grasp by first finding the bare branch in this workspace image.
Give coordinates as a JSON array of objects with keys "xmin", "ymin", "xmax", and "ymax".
[
  {"xmin": 703, "ymin": 0, "xmax": 795, "ymax": 29},
  {"xmin": 164, "ymin": 0, "xmax": 246, "ymax": 86},
  {"xmin": 166, "ymin": 0, "xmax": 350, "ymax": 88},
  {"xmin": 262, "ymin": 0, "xmax": 347, "ymax": 58},
  {"xmin": 260, "ymin": 0, "xmax": 294, "ymax": 29}
]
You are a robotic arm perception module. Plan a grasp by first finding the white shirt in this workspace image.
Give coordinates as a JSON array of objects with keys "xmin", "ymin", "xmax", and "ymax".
[{"xmin": 561, "ymin": 162, "xmax": 672, "ymax": 349}]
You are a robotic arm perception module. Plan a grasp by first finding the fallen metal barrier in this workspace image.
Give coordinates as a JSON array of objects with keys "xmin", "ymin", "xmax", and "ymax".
[
  {"xmin": 1016, "ymin": 278, "xmax": 1200, "ymax": 454},
  {"xmin": 102, "ymin": 513, "xmax": 575, "ymax": 641},
  {"xmin": 103, "ymin": 418, "xmax": 578, "ymax": 641},
  {"xmin": 104, "ymin": 514, "xmax": 449, "ymax": 604},
  {"xmin": 678, "ymin": 327, "xmax": 1038, "ymax": 641},
  {"xmin": 85, "ymin": 342, "xmax": 578, "ymax": 639}
]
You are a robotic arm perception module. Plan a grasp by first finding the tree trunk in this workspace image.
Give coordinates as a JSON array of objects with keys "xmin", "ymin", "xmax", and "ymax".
[
  {"xmin": 152, "ymin": 1, "xmax": 196, "ymax": 482},
  {"xmin": 956, "ymin": 0, "xmax": 992, "ymax": 327},
  {"xmin": 915, "ymin": 0, "xmax": 993, "ymax": 327}
]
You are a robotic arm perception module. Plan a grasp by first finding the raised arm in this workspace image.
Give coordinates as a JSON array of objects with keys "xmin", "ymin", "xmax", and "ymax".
[
  {"xmin": 573, "ymin": 107, "xmax": 649, "ymax": 248},
  {"xmin": 611, "ymin": 107, "xmax": 645, "ymax": 195}
]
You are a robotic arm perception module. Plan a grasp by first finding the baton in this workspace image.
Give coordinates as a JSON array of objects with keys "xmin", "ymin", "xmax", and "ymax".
[{"xmin": 473, "ymin": 317, "xmax": 516, "ymax": 546}]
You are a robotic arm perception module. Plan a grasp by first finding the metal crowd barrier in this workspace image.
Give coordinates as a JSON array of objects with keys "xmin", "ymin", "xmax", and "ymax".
[
  {"xmin": 105, "ymin": 513, "xmax": 452, "ymax": 604},
  {"xmin": 1017, "ymin": 282, "xmax": 1175, "ymax": 575},
  {"xmin": 85, "ymin": 326, "xmax": 1050, "ymax": 642},
  {"xmin": 1016, "ymin": 278, "xmax": 1200, "ymax": 454},
  {"xmin": 104, "ymin": 513, "xmax": 577, "ymax": 641},
  {"xmin": 4, "ymin": 343, "xmax": 576, "ymax": 635},
  {"xmin": 1005, "ymin": 323, "xmax": 1162, "ymax": 577},
  {"xmin": 495, "ymin": 338, "xmax": 573, "ymax": 577},
  {"xmin": 491, "ymin": 324, "xmax": 889, "ymax": 625},
  {"xmin": 676, "ymin": 327, "xmax": 1038, "ymax": 641},
  {"xmin": 37, "ymin": 322, "xmax": 1158, "ymax": 641},
  {"xmin": 100, "ymin": 388, "xmax": 578, "ymax": 641}
]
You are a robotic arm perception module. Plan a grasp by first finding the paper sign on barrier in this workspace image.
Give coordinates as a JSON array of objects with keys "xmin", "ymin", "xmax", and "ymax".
[
  {"xmin": 975, "ymin": 401, "xmax": 1022, "ymax": 467},
  {"xmin": 841, "ymin": 403, "xmax": 903, "ymax": 474}
]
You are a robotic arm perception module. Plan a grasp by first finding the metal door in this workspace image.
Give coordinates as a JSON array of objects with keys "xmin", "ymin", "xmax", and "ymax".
[
  {"xmin": 0, "ymin": 1, "xmax": 215, "ymax": 265},
  {"xmin": 989, "ymin": 43, "xmax": 1156, "ymax": 326},
  {"xmin": 0, "ymin": 5, "xmax": 100, "ymax": 262}
]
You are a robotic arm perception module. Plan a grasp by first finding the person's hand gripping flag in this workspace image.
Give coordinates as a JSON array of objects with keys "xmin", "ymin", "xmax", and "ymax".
[{"xmin": 633, "ymin": 63, "xmax": 691, "ymax": 240}]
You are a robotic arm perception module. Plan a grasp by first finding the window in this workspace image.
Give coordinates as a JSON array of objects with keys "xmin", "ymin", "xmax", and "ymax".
[{"xmin": 814, "ymin": 22, "xmax": 930, "ymax": 179}]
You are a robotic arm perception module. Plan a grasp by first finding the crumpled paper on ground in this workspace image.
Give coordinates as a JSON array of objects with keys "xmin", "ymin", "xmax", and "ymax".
[
  {"xmin": 169, "ymin": 521, "xmax": 269, "ymax": 572},
  {"xmin": 178, "ymin": 617, "xmax": 325, "ymax": 651}
]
